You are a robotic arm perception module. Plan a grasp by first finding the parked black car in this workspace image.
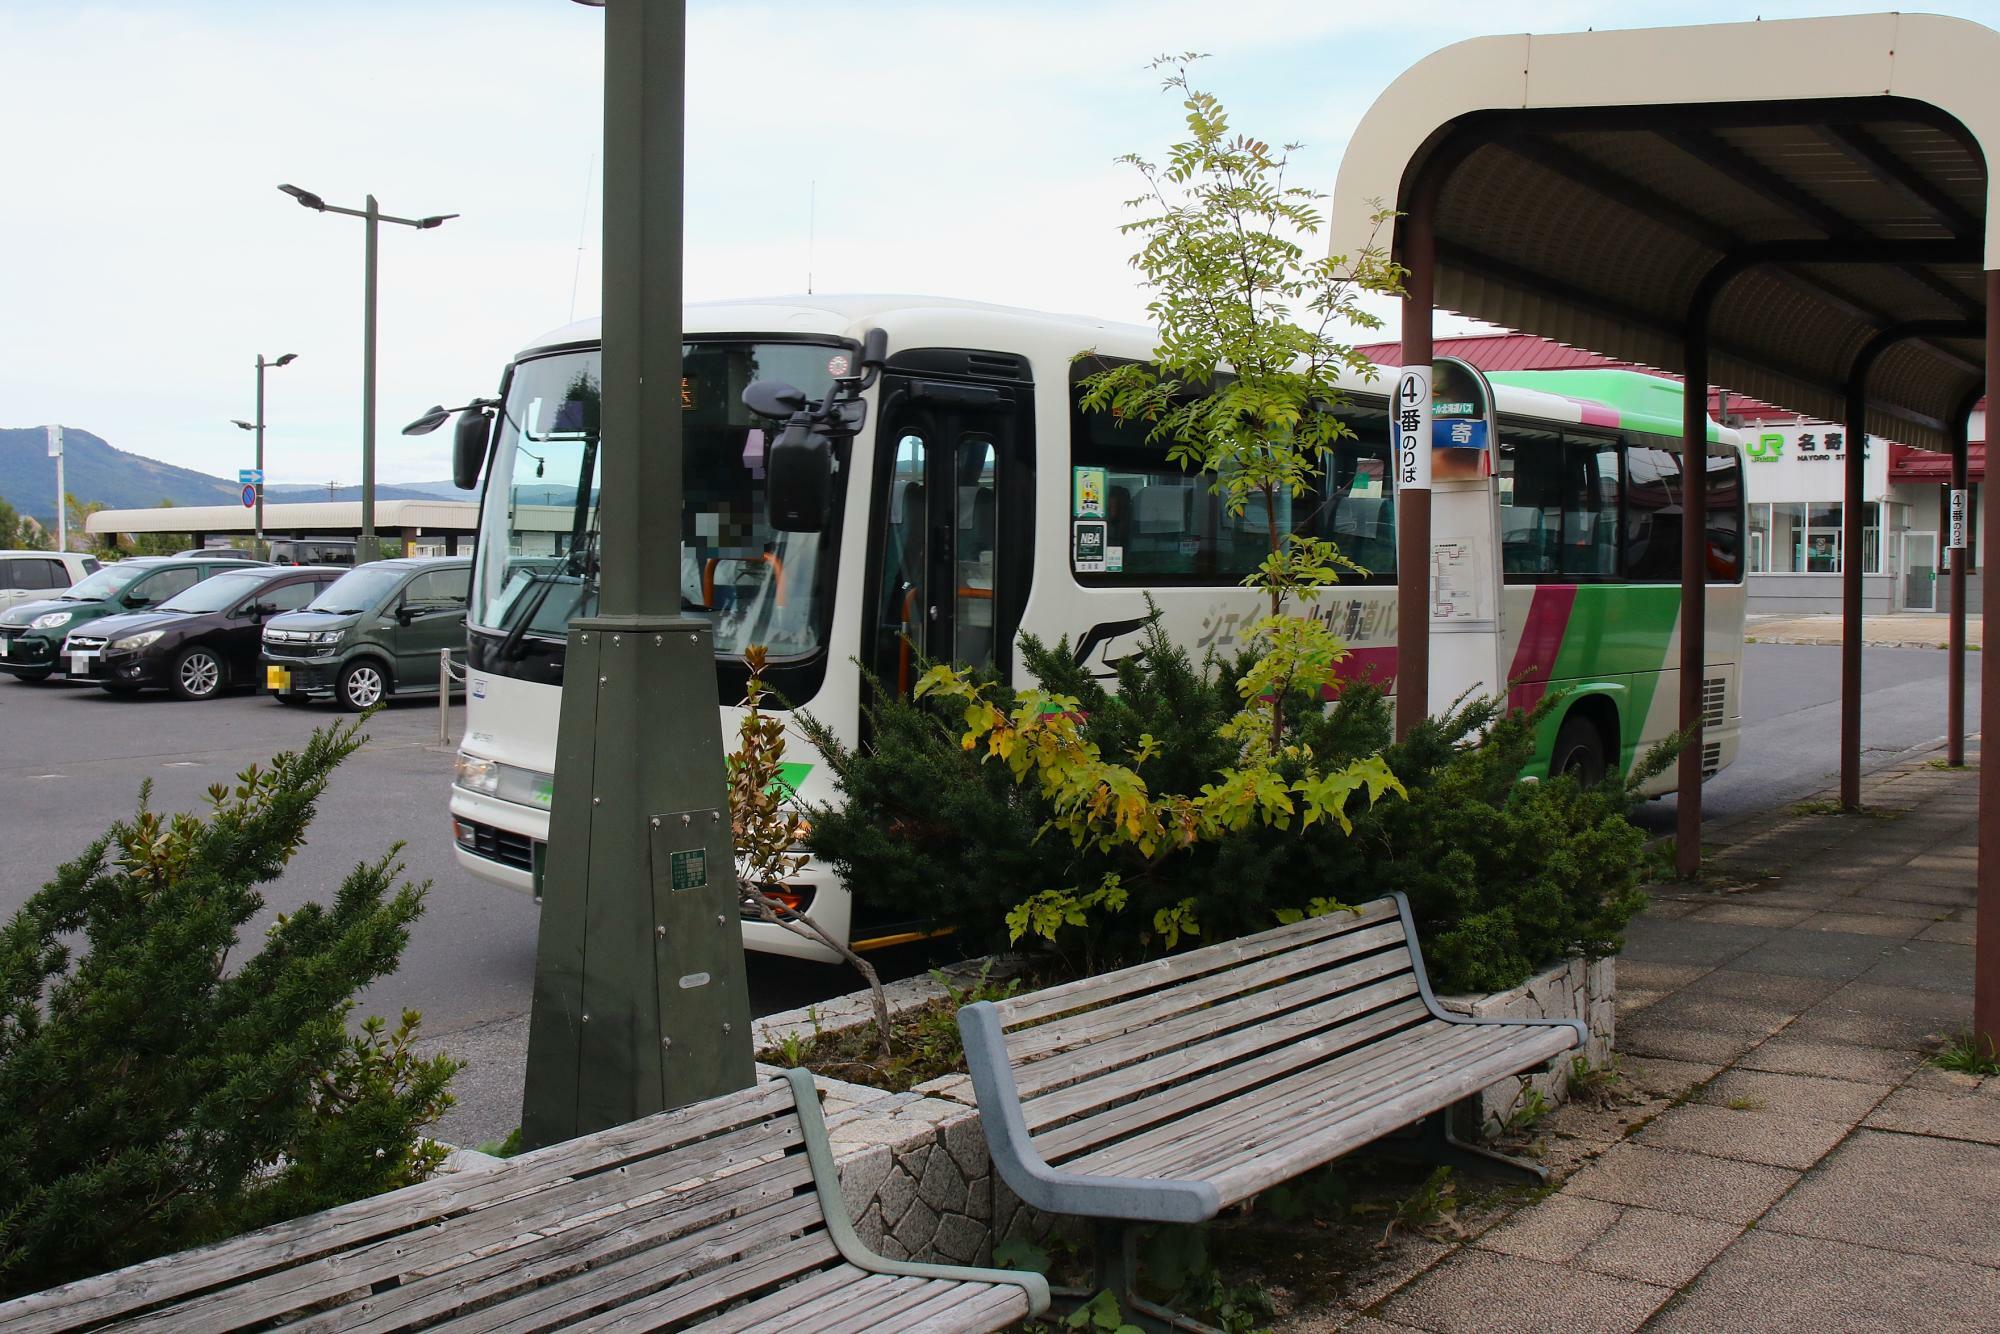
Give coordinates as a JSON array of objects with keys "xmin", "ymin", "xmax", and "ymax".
[
  {"xmin": 261, "ymin": 556, "xmax": 471, "ymax": 710},
  {"xmin": 64, "ymin": 565, "xmax": 342, "ymax": 700}
]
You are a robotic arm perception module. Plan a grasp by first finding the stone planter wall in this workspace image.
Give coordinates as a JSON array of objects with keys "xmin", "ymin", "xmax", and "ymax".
[
  {"xmin": 798, "ymin": 951, "xmax": 1616, "ymax": 1266},
  {"xmin": 1438, "ymin": 955, "xmax": 1616, "ymax": 1132}
]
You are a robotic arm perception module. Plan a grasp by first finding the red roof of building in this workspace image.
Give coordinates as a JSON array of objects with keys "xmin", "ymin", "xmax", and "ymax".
[
  {"xmin": 1356, "ymin": 331, "xmax": 1984, "ymax": 441},
  {"xmin": 1889, "ymin": 442, "xmax": 1986, "ymax": 483}
]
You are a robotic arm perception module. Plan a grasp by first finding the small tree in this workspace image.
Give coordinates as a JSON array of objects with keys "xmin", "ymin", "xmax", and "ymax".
[
  {"xmin": 729, "ymin": 645, "xmax": 892, "ymax": 1059},
  {"xmin": 0, "ymin": 721, "xmax": 457, "ymax": 1297},
  {"xmin": 1077, "ymin": 54, "xmax": 1402, "ymax": 751}
]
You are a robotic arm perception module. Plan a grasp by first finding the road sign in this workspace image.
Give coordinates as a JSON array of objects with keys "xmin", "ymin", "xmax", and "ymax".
[
  {"xmin": 1395, "ymin": 366, "xmax": 1432, "ymax": 491},
  {"xmin": 1950, "ymin": 488, "xmax": 1968, "ymax": 549},
  {"xmin": 241, "ymin": 484, "xmax": 258, "ymax": 509},
  {"xmin": 239, "ymin": 468, "xmax": 263, "ymax": 485}
]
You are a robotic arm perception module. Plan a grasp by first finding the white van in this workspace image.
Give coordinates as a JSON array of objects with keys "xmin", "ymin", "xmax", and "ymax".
[{"xmin": 0, "ymin": 551, "xmax": 98, "ymax": 614}]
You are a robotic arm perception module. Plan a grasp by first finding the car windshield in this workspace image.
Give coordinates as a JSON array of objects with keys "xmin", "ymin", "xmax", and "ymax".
[
  {"xmin": 159, "ymin": 571, "xmax": 271, "ymax": 613},
  {"xmin": 306, "ymin": 566, "xmax": 406, "ymax": 614},
  {"xmin": 470, "ymin": 339, "xmax": 849, "ymax": 659},
  {"xmin": 62, "ymin": 563, "xmax": 151, "ymax": 600}
]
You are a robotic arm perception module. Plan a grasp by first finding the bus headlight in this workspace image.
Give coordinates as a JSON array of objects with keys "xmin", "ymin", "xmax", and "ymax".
[{"xmin": 454, "ymin": 753, "xmax": 500, "ymax": 795}]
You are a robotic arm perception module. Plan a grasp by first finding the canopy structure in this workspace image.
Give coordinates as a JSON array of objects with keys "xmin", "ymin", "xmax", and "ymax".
[
  {"xmin": 85, "ymin": 498, "xmax": 477, "ymax": 550},
  {"xmin": 1327, "ymin": 11, "xmax": 2000, "ymax": 1050}
]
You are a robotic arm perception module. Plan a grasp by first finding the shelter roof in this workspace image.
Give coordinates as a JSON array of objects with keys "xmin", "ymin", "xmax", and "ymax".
[
  {"xmin": 1328, "ymin": 12, "xmax": 2000, "ymax": 453},
  {"xmin": 83, "ymin": 499, "xmax": 479, "ymax": 535}
]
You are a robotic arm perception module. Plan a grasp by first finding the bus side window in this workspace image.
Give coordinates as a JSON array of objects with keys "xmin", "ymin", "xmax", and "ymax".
[
  {"xmin": 1624, "ymin": 446, "xmax": 1684, "ymax": 581},
  {"xmin": 1705, "ymin": 449, "xmax": 1744, "ymax": 583},
  {"xmin": 878, "ymin": 431, "xmax": 928, "ymax": 691}
]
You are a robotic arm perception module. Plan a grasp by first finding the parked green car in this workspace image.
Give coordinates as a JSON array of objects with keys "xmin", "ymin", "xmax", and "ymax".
[
  {"xmin": 261, "ymin": 556, "xmax": 471, "ymax": 710},
  {"xmin": 0, "ymin": 555, "xmax": 263, "ymax": 683}
]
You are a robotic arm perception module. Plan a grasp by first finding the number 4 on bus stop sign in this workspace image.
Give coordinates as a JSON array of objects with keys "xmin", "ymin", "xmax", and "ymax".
[{"xmin": 1396, "ymin": 367, "xmax": 1432, "ymax": 491}]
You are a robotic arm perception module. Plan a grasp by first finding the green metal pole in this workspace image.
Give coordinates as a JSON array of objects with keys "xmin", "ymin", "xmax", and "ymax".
[
  {"xmin": 360, "ymin": 195, "xmax": 379, "ymax": 564},
  {"xmin": 254, "ymin": 356, "xmax": 266, "ymax": 545},
  {"xmin": 520, "ymin": 0, "xmax": 753, "ymax": 1148}
]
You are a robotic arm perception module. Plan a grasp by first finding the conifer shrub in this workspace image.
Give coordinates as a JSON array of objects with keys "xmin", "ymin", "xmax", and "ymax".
[
  {"xmin": 0, "ymin": 720, "xmax": 457, "ymax": 1298},
  {"xmin": 801, "ymin": 623, "xmax": 1664, "ymax": 993}
]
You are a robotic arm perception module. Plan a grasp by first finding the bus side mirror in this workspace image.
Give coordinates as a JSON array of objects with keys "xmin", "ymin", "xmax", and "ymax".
[
  {"xmin": 766, "ymin": 421, "xmax": 832, "ymax": 532},
  {"xmin": 453, "ymin": 409, "xmax": 493, "ymax": 490}
]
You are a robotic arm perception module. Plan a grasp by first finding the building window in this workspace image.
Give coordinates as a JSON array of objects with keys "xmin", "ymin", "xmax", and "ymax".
[
  {"xmin": 1805, "ymin": 503, "xmax": 1842, "ymax": 572},
  {"xmin": 1748, "ymin": 503, "xmax": 1771, "ymax": 573}
]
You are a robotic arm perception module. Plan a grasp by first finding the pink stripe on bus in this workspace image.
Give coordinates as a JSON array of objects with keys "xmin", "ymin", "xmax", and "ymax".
[{"xmin": 1506, "ymin": 585, "xmax": 1577, "ymax": 712}]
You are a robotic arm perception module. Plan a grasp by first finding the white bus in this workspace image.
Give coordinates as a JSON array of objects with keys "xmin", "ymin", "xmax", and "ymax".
[{"xmin": 447, "ymin": 296, "xmax": 1746, "ymax": 962}]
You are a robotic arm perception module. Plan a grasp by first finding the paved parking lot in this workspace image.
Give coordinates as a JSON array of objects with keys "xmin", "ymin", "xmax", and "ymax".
[{"xmin": 0, "ymin": 674, "xmax": 946, "ymax": 1146}]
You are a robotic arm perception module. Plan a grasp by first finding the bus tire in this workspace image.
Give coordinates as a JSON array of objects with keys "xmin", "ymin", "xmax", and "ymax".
[{"xmin": 1551, "ymin": 711, "xmax": 1607, "ymax": 787}]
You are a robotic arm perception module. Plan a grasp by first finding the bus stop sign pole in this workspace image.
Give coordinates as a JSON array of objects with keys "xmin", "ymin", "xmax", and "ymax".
[{"xmin": 521, "ymin": 0, "xmax": 754, "ymax": 1148}]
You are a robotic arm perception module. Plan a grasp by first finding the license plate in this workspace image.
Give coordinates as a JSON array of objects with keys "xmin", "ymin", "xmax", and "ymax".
[
  {"xmin": 0, "ymin": 638, "xmax": 12, "ymax": 656},
  {"xmin": 69, "ymin": 654, "xmax": 96, "ymax": 675},
  {"xmin": 267, "ymin": 665, "xmax": 291, "ymax": 691}
]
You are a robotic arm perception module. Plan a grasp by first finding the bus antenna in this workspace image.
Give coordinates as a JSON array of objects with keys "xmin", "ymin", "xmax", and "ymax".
[{"xmin": 569, "ymin": 149, "xmax": 595, "ymax": 323}]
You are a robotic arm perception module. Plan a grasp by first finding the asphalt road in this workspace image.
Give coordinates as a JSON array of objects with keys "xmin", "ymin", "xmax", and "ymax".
[{"xmin": 0, "ymin": 641, "xmax": 1976, "ymax": 1144}]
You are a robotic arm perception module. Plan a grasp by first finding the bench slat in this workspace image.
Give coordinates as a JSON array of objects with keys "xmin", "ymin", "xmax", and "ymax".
[
  {"xmin": 818, "ymin": 1277, "xmax": 1017, "ymax": 1334},
  {"xmin": 805, "ymin": 1274, "xmax": 959, "ymax": 1333},
  {"xmin": 1203, "ymin": 1030, "xmax": 1578, "ymax": 1201},
  {"xmin": 1074, "ymin": 1022, "xmax": 1516, "ymax": 1181},
  {"xmin": 902, "ymin": 1283, "xmax": 1036, "ymax": 1334},
  {"xmin": 120, "ymin": 1122, "xmax": 811, "ymax": 1334},
  {"xmin": 995, "ymin": 900, "xmax": 1401, "ymax": 1027},
  {"xmin": 283, "ymin": 1154, "xmax": 817, "ymax": 1334},
  {"xmin": 0, "ymin": 1080, "xmax": 803, "ymax": 1332},
  {"xmin": 657, "ymin": 1263, "xmax": 874, "ymax": 1334},
  {"xmin": 1009, "ymin": 950, "xmax": 1417, "ymax": 1102},
  {"xmin": 439, "ymin": 1193, "xmax": 835, "ymax": 1334},
  {"xmin": 1001, "ymin": 920, "xmax": 1411, "ymax": 1066},
  {"xmin": 1028, "ymin": 992, "xmax": 1431, "ymax": 1159}
]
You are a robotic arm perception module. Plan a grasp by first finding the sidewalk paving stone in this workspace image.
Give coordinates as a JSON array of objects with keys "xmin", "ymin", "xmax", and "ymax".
[
  {"xmin": 1693, "ymin": 1068, "xmax": 1892, "ymax": 1123},
  {"xmin": 1568, "ymin": 1206, "xmax": 1742, "ymax": 1289},
  {"xmin": 1562, "ymin": 1143, "xmax": 1800, "ymax": 1223},
  {"xmin": 1863, "ymin": 1086, "xmax": 2000, "ymax": 1145},
  {"xmin": 1793, "ymin": 908, "xmax": 1929, "ymax": 937},
  {"xmin": 1724, "ymin": 929, "xmax": 1901, "ymax": 980},
  {"xmin": 1915, "ymin": 917, "xmax": 1979, "ymax": 943},
  {"xmin": 1857, "ymin": 940, "xmax": 1976, "ymax": 993},
  {"xmin": 1783, "ymin": 979, "xmax": 1964, "ymax": 1050},
  {"xmin": 1735, "ymin": 1034, "xmax": 1924, "ymax": 1084},
  {"xmin": 1616, "ymin": 918, "xmax": 1770, "ymax": 969},
  {"xmin": 1761, "ymin": 1130, "xmax": 2000, "ymax": 1269},
  {"xmin": 1629, "ymin": 1102, "xmax": 1849, "ymax": 1170},
  {"xmin": 1374, "ymin": 1250, "xmax": 1671, "ymax": 1334},
  {"xmin": 1645, "ymin": 1230, "xmax": 2000, "ymax": 1333}
]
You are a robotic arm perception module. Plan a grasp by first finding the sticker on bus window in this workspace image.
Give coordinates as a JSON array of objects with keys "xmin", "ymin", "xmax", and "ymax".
[
  {"xmin": 1073, "ymin": 520, "xmax": 1108, "ymax": 572},
  {"xmin": 1073, "ymin": 467, "xmax": 1107, "ymax": 519},
  {"xmin": 1105, "ymin": 545, "xmax": 1124, "ymax": 574}
]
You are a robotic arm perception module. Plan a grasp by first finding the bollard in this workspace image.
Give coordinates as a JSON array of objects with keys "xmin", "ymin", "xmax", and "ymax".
[{"xmin": 438, "ymin": 648, "xmax": 452, "ymax": 747}]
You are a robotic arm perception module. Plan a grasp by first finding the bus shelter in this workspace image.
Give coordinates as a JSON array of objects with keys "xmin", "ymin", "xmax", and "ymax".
[{"xmin": 1327, "ymin": 12, "xmax": 2000, "ymax": 1049}]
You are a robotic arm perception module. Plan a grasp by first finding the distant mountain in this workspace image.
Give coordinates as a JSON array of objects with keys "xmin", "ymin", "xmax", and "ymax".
[
  {"xmin": 263, "ymin": 480, "xmax": 474, "ymax": 503},
  {"xmin": 0, "ymin": 427, "xmax": 446, "ymax": 525}
]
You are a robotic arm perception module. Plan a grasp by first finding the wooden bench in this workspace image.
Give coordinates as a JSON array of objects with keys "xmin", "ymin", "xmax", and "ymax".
[
  {"xmin": 0, "ymin": 1068, "xmax": 1047, "ymax": 1333},
  {"xmin": 957, "ymin": 892, "xmax": 1584, "ymax": 1326}
]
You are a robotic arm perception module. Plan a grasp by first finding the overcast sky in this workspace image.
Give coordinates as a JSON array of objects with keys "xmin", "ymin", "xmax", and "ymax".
[{"xmin": 4, "ymin": 0, "xmax": 1997, "ymax": 486}]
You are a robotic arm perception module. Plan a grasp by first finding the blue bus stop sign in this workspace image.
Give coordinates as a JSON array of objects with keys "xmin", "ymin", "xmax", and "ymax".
[{"xmin": 241, "ymin": 484, "xmax": 257, "ymax": 509}]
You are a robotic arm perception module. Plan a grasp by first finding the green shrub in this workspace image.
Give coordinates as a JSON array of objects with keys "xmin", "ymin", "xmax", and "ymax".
[
  {"xmin": 803, "ymin": 623, "xmax": 1664, "ymax": 993},
  {"xmin": 0, "ymin": 721, "xmax": 457, "ymax": 1298}
]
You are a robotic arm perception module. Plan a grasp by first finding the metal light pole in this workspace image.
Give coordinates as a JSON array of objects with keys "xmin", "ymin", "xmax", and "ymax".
[
  {"xmin": 233, "ymin": 352, "xmax": 298, "ymax": 548},
  {"xmin": 277, "ymin": 184, "xmax": 456, "ymax": 563},
  {"xmin": 520, "ymin": 0, "xmax": 753, "ymax": 1148}
]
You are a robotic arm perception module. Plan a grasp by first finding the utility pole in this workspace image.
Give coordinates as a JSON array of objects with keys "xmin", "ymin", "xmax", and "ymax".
[
  {"xmin": 47, "ymin": 426, "xmax": 64, "ymax": 551},
  {"xmin": 277, "ymin": 184, "xmax": 456, "ymax": 563},
  {"xmin": 234, "ymin": 353, "xmax": 297, "ymax": 550},
  {"xmin": 521, "ymin": 0, "xmax": 752, "ymax": 1147}
]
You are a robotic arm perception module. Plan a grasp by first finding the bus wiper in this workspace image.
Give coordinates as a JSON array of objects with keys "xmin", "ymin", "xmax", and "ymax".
[{"xmin": 498, "ymin": 570, "xmax": 559, "ymax": 662}]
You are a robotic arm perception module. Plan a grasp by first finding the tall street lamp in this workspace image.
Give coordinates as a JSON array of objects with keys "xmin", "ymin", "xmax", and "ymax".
[
  {"xmin": 231, "ymin": 351, "xmax": 298, "ymax": 547},
  {"xmin": 277, "ymin": 183, "xmax": 457, "ymax": 562}
]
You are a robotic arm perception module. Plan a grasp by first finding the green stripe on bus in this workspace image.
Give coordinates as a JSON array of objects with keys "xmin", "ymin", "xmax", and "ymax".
[{"xmin": 1547, "ymin": 585, "xmax": 1683, "ymax": 765}]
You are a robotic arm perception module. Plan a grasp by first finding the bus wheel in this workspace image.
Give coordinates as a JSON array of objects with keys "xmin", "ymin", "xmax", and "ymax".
[{"xmin": 1552, "ymin": 713, "xmax": 1607, "ymax": 787}]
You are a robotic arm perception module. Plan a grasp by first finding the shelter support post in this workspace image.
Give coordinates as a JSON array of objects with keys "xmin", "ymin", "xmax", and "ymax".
[
  {"xmin": 1841, "ymin": 366, "xmax": 1867, "ymax": 810},
  {"xmin": 1394, "ymin": 178, "xmax": 1435, "ymax": 741},
  {"xmin": 1979, "ymin": 270, "xmax": 2000, "ymax": 1057},
  {"xmin": 1949, "ymin": 411, "xmax": 1969, "ymax": 768},
  {"xmin": 1675, "ymin": 314, "xmax": 1709, "ymax": 877}
]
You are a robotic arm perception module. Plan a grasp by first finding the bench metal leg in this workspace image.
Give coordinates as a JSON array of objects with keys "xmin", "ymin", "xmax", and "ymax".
[
  {"xmin": 1403, "ymin": 1103, "xmax": 1548, "ymax": 1185},
  {"xmin": 1045, "ymin": 1225, "xmax": 1225, "ymax": 1334}
]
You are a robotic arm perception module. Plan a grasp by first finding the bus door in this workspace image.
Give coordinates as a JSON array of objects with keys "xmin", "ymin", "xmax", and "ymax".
[{"xmin": 868, "ymin": 368, "xmax": 1032, "ymax": 696}]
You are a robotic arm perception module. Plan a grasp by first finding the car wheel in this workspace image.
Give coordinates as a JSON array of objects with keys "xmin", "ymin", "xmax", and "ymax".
[
  {"xmin": 337, "ymin": 660, "xmax": 387, "ymax": 711},
  {"xmin": 1551, "ymin": 712, "xmax": 1607, "ymax": 787},
  {"xmin": 170, "ymin": 647, "xmax": 225, "ymax": 701}
]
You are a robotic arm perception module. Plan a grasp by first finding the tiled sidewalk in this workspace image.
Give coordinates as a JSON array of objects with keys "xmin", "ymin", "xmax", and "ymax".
[{"xmin": 1341, "ymin": 750, "xmax": 1998, "ymax": 1333}]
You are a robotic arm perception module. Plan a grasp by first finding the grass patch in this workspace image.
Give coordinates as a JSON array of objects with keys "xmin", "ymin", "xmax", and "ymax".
[
  {"xmin": 1723, "ymin": 1096, "xmax": 1766, "ymax": 1112},
  {"xmin": 474, "ymin": 1128, "xmax": 523, "ymax": 1158},
  {"xmin": 1785, "ymin": 799, "xmax": 1903, "ymax": 820},
  {"xmin": 1567, "ymin": 1056, "xmax": 1626, "ymax": 1108},
  {"xmin": 1932, "ymin": 1032, "xmax": 2000, "ymax": 1077}
]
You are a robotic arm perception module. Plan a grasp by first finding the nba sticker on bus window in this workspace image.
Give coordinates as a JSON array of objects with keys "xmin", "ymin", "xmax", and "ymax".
[
  {"xmin": 1072, "ymin": 519, "xmax": 1108, "ymax": 572},
  {"xmin": 1073, "ymin": 466, "xmax": 1107, "ymax": 519}
]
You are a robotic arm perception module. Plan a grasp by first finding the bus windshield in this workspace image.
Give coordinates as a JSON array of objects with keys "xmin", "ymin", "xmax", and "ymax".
[{"xmin": 469, "ymin": 340, "xmax": 848, "ymax": 659}]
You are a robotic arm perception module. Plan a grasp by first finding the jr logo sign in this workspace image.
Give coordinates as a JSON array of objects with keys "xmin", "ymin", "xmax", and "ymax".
[{"xmin": 1747, "ymin": 432, "xmax": 1784, "ymax": 462}]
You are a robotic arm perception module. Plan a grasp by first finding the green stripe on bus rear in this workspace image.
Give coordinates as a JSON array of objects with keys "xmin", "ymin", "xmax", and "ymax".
[{"xmin": 1545, "ymin": 585, "xmax": 1682, "ymax": 772}]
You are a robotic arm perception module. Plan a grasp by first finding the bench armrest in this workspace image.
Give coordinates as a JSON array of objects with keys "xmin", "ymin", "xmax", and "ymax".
[
  {"xmin": 781, "ymin": 1067, "xmax": 1052, "ymax": 1317},
  {"xmin": 1390, "ymin": 892, "xmax": 1590, "ymax": 1048},
  {"xmin": 957, "ymin": 1002, "xmax": 1224, "ymax": 1225}
]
